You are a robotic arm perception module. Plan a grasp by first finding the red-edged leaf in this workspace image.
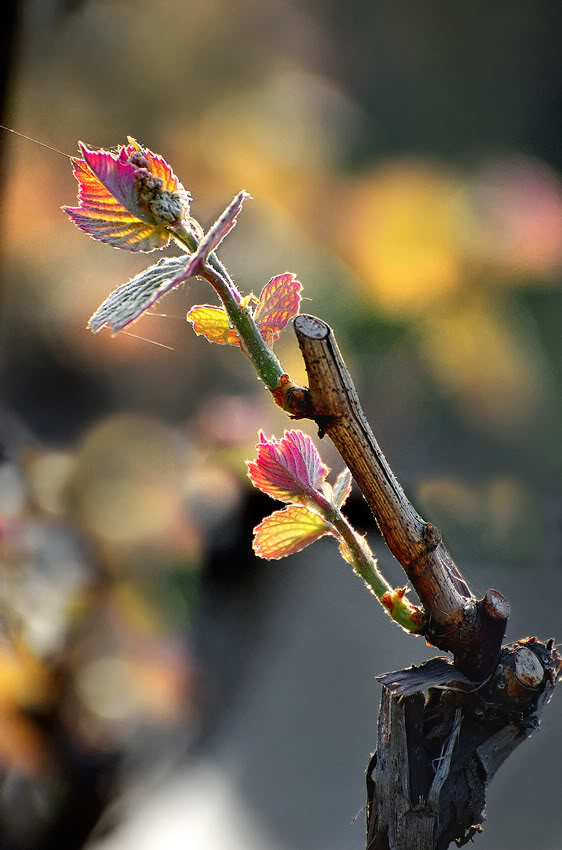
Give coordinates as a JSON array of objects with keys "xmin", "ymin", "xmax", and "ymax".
[
  {"xmin": 187, "ymin": 305, "xmax": 241, "ymax": 346},
  {"xmin": 64, "ymin": 158, "xmax": 170, "ymax": 252},
  {"xmin": 247, "ymin": 430, "xmax": 329, "ymax": 503},
  {"xmin": 63, "ymin": 139, "xmax": 190, "ymax": 252},
  {"xmin": 253, "ymin": 273, "xmax": 302, "ymax": 346},
  {"xmin": 332, "ymin": 468, "xmax": 352, "ymax": 508},
  {"xmin": 253, "ymin": 505, "xmax": 333, "ymax": 559},
  {"xmin": 196, "ymin": 191, "xmax": 250, "ymax": 261}
]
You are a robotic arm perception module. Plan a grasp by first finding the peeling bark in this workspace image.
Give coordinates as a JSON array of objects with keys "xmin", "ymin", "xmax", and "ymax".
[{"xmin": 366, "ymin": 643, "xmax": 561, "ymax": 849}]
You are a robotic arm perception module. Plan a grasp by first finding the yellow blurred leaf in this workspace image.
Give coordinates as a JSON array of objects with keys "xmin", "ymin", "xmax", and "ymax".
[
  {"xmin": 419, "ymin": 298, "xmax": 547, "ymax": 430},
  {"xmin": 342, "ymin": 162, "xmax": 465, "ymax": 316}
]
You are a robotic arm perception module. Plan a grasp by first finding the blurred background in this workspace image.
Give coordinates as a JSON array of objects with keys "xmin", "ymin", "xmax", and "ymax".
[{"xmin": 1, "ymin": 1, "xmax": 561, "ymax": 849}]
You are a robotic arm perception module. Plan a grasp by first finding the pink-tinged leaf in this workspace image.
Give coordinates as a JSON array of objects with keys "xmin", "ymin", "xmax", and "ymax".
[
  {"xmin": 88, "ymin": 255, "xmax": 191, "ymax": 333},
  {"xmin": 247, "ymin": 430, "xmax": 329, "ymax": 503},
  {"xmin": 332, "ymin": 467, "xmax": 353, "ymax": 508},
  {"xmin": 63, "ymin": 139, "xmax": 191, "ymax": 252},
  {"xmin": 253, "ymin": 273, "xmax": 302, "ymax": 346},
  {"xmin": 253, "ymin": 505, "xmax": 333, "ymax": 559},
  {"xmin": 187, "ymin": 305, "xmax": 241, "ymax": 346},
  {"xmin": 64, "ymin": 159, "xmax": 170, "ymax": 252},
  {"xmin": 195, "ymin": 191, "xmax": 251, "ymax": 262}
]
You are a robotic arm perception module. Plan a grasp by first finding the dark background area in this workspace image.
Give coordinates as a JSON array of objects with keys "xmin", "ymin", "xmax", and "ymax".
[{"xmin": 0, "ymin": 2, "xmax": 561, "ymax": 849}]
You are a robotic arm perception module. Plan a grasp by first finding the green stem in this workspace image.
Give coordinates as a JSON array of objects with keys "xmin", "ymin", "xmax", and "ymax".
[
  {"xmin": 171, "ymin": 224, "xmax": 286, "ymax": 390},
  {"xmin": 312, "ymin": 491, "xmax": 423, "ymax": 633},
  {"xmin": 201, "ymin": 264, "xmax": 285, "ymax": 389},
  {"xmin": 207, "ymin": 252, "xmax": 242, "ymax": 303}
]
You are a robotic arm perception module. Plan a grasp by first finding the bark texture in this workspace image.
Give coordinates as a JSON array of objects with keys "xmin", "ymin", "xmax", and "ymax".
[{"xmin": 366, "ymin": 642, "xmax": 560, "ymax": 850}]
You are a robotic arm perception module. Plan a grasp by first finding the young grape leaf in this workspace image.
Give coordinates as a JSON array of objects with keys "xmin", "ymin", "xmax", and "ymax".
[
  {"xmin": 197, "ymin": 190, "xmax": 250, "ymax": 260},
  {"xmin": 253, "ymin": 273, "xmax": 302, "ymax": 346},
  {"xmin": 88, "ymin": 255, "xmax": 191, "ymax": 334},
  {"xmin": 63, "ymin": 139, "xmax": 191, "ymax": 252},
  {"xmin": 332, "ymin": 467, "xmax": 353, "ymax": 508},
  {"xmin": 186, "ymin": 305, "xmax": 240, "ymax": 346},
  {"xmin": 187, "ymin": 271, "xmax": 301, "ymax": 349},
  {"xmin": 247, "ymin": 430, "xmax": 329, "ymax": 504},
  {"xmin": 252, "ymin": 504, "xmax": 333, "ymax": 559}
]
